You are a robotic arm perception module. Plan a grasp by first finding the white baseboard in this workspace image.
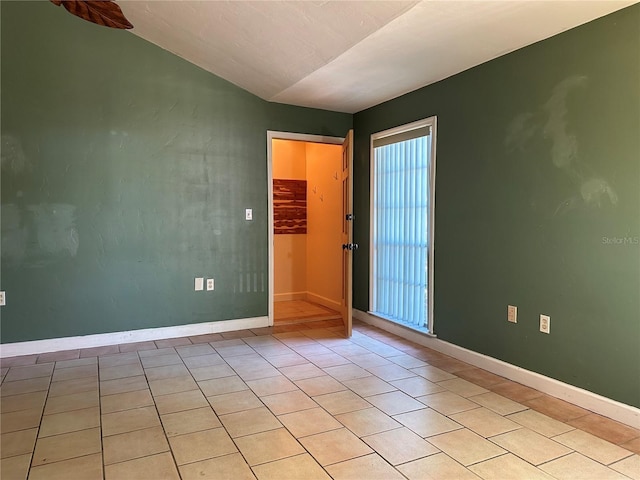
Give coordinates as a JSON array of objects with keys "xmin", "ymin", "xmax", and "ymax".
[
  {"xmin": 0, "ymin": 316, "xmax": 269, "ymax": 358},
  {"xmin": 274, "ymin": 292, "xmax": 307, "ymax": 302},
  {"xmin": 306, "ymin": 292, "xmax": 341, "ymax": 312},
  {"xmin": 353, "ymin": 309, "xmax": 640, "ymax": 429}
]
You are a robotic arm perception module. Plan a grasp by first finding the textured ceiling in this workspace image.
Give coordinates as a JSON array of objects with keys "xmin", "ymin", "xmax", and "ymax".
[{"xmin": 120, "ymin": 1, "xmax": 637, "ymax": 113}]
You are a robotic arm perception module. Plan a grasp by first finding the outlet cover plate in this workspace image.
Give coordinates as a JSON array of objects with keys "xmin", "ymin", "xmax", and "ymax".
[
  {"xmin": 540, "ymin": 314, "xmax": 550, "ymax": 334},
  {"xmin": 507, "ymin": 305, "xmax": 517, "ymax": 323},
  {"xmin": 0, "ymin": 291, "xmax": 5, "ymax": 306},
  {"xmin": 206, "ymin": 278, "xmax": 215, "ymax": 291}
]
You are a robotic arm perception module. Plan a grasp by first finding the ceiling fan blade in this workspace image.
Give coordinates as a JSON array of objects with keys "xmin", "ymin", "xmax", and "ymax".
[{"xmin": 50, "ymin": 0, "xmax": 133, "ymax": 29}]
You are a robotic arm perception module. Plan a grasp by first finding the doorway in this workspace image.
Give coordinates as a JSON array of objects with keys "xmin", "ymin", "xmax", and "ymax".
[{"xmin": 267, "ymin": 131, "xmax": 352, "ymax": 335}]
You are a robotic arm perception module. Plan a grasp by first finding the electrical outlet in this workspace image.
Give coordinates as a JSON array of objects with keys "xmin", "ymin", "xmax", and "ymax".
[
  {"xmin": 507, "ymin": 305, "xmax": 517, "ymax": 323},
  {"xmin": 540, "ymin": 314, "xmax": 550, "ymax": 334},
  {"xmin": 0, "ymin": 291, "xmax": 5, "ymax": 306},
  {"xmin": 206, "ymin": 278, "xmax": 215, "ymax": 291},
  {"xmin": 195, "ymin": 277, "xmax": 204, "ymax": 291},
  {"xmin": 245, "ymin": 208, "xmax": 253, "ymax": 221}
]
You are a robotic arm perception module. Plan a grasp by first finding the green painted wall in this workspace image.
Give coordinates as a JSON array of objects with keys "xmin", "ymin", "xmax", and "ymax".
[
  {"xmin": 353, "ymin": 6, "xmax": 640, "ymax": 407},
  {"xmin": 0, "ymin": 1, "xmax": 351, "ymax": 343}
]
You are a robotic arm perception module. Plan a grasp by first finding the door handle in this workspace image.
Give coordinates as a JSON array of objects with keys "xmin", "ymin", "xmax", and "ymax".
[{"xmin": 342, "ymin": 243, "xmax": 359, "ymax": 251}]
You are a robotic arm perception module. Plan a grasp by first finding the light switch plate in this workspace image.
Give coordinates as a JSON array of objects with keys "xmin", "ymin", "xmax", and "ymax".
[
  {"xmin": 245, "ymin": 208, "xmax": 253, "ymax": 221},
  {"xmin": 195, "ymin": 277, "xmax": 204, "ymax": 291},
  {"xmin": 507, "ymin": 305, "xmax": 517, "ymax": 323}
]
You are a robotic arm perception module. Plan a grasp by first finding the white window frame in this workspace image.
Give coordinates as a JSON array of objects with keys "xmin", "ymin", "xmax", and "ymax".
[{"xmin": 368, "ymin": 117, "xmax": 437, "ymax": 335}]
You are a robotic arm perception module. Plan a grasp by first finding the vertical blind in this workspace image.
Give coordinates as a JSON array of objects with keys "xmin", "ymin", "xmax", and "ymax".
[{"xmin": 372, "ymin": 131, "xmax": 431, "ymax": 329}]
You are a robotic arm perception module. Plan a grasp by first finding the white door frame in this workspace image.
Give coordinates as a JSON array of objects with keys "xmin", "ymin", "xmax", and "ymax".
[{"xmin": 266, "ymin": 131, "xmax": 345, "ymax": 326}]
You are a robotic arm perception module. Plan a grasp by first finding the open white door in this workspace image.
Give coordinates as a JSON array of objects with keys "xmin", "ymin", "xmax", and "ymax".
[{"xmin": 340, "ymin": 130, "xmax": 355, "ymax": 337}]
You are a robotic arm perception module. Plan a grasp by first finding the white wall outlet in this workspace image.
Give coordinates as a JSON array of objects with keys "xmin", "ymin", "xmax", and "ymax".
[
  {"xmin": 245, "ymin": 208, "xmax": 253, "ymax": 221},
  {"xmin": 507, "ymin": 305, "xmax": 517, "ymax": 323},
  {"xmin": 195, "ymin": 277, "xmax": 204, "ymax": 291},
  {"xmin": 540, "ymin": 314, "xmax": 550, "ymax": 334},
  {"xmin": 206, "ymin": 278, "xmax": 215, "ymax": 291},
  {"xmin": 0, "ymin": 291, "xmax": 5, "ymax": 306}
]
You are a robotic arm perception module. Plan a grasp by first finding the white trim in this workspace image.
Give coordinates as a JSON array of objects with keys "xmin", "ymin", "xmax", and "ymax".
[
  {"xmin": 266, "ymin": 130, "xmax": 345, "ymax": 328},
  {"xmin": 369, "ymin": 117, "xmax": 437, "ymax": 334},
  {"xmin": 354, "ymin": 309, "xmax": 640, "ymax": 428},
  {"xmin": 0, "ymin": 316, "xmax": 269, "ymax": 358}
]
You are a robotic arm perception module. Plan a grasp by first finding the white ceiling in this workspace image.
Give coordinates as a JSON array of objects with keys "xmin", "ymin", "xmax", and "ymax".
[{"xmin": 120, "ymin": 1, "xmax": 637, "ymax": 114}]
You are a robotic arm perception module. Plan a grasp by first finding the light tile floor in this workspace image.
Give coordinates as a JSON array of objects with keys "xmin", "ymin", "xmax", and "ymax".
[{"xmin": 1, "ymin": 319, "xmax": 639, "ymax": 480}]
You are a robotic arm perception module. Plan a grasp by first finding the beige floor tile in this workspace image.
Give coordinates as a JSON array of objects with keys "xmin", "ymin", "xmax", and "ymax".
[
  {"xmin": 304, "ymin": 353, "xmax": 350, "ymax": 368},
  {"xmin": 450, "ymin": 407, "xmax": 521, "ymax": 437},
  {"xmin": 280, "ymin": 363, "xmax": 326, "ymax": 381},
  {"xmin": 468, "ymin": 392, "xmax": 527, "ymax": 415},
  {"xmin": 189, "ymin": 364, "xmax": 236, "ymax": 381},
  {"xmin": 469, "ymin": 453, "xmax": 555, "ymax": 480},
  {"xmin": 55, "ymin": 357, "xmax": 98, "ymax": 369},
  {"xmin": 101, "ymin": 389, "xmax": 154, "ymax": 414},
  {"xmin": 139, "ymin": 347, "xmax": 178, "ymax": 358},
  {"xmin": 246, "ymin": 375, "xmax": 298, "ymax": 396},
  {"xmin": 207, "ymin": 390, "xmax": 263, "ymax": 415},
  {"xmin": 313, "ymin": 390, "xmax": 371, "ymax": 415},
  {"xmin": 183, "ymin": 353, "xmax": 225, "ymax": 369},
  {"xmin": 391, "ymin": 376, "xmax": 445, "ymax": 397},
  {"xmin": 102, "ymin": 405, "xmax": 160, "ymax": 436},
  {"xmin": 144, "ymin": 363, "xmax": 190, "ymax": 381},
  {"xmin": 540, "ymin": 452, "xmax": 629, "ymax": 480},
  {"xmin": 326, "ymin": 453, "xmax": 405, "ymax": 479},
  {"xmin": 386, "ymin": 354, "xmax": 429, "ymax": 369},
  {"xmin": 37, "ymin": 350, "xmax": 80, "ymax": 363},
  {"xmin": 0, "ymin": 390, "xmax": 47, "ymax": 413},
  {"xmin": 169, "ymin": 427, "xmax": 237, "ymax": 465},
  {"xmin": 140, "ymin": 353, "xmax": 183, "ymax": 368},
  {"xmin": 44, "ymin": 389, "xmax": 99, "ymax": 415},
  {"xmin": 118, "ymin": 341, "xmax": 158, "ymax": 353},
  {"xmin": 51, "ymin": 364, "xmax": 97, "ymax": 382},
  {"xmin": 252, "ymin": 453, "xmax": 330, "ymax": 480},
  {"xmin": 323, "ymin": 364, "xmax": 371, "ymax": 382},
  {"xmin": 155, "ymin": 337, "xmax": 192, "ymax": 349},
  {"xmin": 103, "ymin": 426, "xmax": 169, "ymax": 465},
  {"xmin": 620, "ymin": 437, "xmax": 640, "ymax": 455},
  {"xmin": 367, "ymin": 390, "xmax": 433, "ymax": 415},
  {"xmin": 455, "ymin": 368, "xmax": 506, "ymax": 389},
  {"xmin": 236, "ymin": 364, "xmax": 282, "ymax": 382},
  {"xmin": 0, "ymin": 376, "xmax": 50, "ymax": 396},
  {"xmin": 236, "ymin": 428, "xmax": 305, "ymax": 466},
  {"xmin": 4, "ymin": 363, "xmax": 54, "ymax": 382},
  {"xmin": 220, "ymin": 406, "xmax": 282, "ymax": 438},
  {"xmin": 189, "ymin": 333, "xmax": 224, "ymax": 344},
  {"xmin": 32, "ymin": 427, "xmax": 101, "ymax": 466},
  {"xmin": 1, "ymin": 428, "xmax": 38, "ymax": 458},
  {"xmin": 394, "ymin": 408, "xmax": 462, "ymax": 438},
  {"xmin": 1, "ymin": 408, "xmax": 42, "ymax": 433},
  {"xmin": 554, "ymin": 429, "xmax": 634, "ymax": 465},
  {"xmin": 610, "ymin": 454, "xmax": 640, "ymax": 480},
  {"xmin": 149, "ymin": 375, "xmax": 198, "ymax": 396},
  {"xmin": 568, "ymin": 413, "xmax": 640, "ymax": 445},
  {"xmin": 336, "ymin": 407, "xmax": 401, "ymax": 437},
  {"xmin": 347, "ymin": 353, "xmax": 391, "ymax": 369},
  {"xmin": 295, "ymin": 375, "xmax": 347, "ymax": 396},
  {"xmin": 362, "ymin": 427, "xmax": 439, "ymax": 465},
  {"xmin": 366, "ymin": 364, "xmax": 416, "ymax": 381},
  {"xmin": 105, "ymin": 452, "xmax": 180, "ymax": 480},
  {"xmin": 525, "ymin": 394, "xmax": 591, "ymax": 423},
  {"xmin": 100, "ymin": 375, "xmax": 147, "ymax": 396},
  {"xmin": 39, "ymin": 406, "xmax": 100, "ymax": 437},
  {"xmin": 398, "ymin": 452, "xmax": 481, "ymax": 480},
  {"xmin": 215, "ymin": 344, "xmax": 256, "ymax": 358},
  {"xmin": 343, "ymin": 376, "xmax": 396, "ymax": 397},
  {"xmin": 410, "ymin": 365, "xmax": 457, "ymax": 382},
  {"xmin": 161, "ymin": 406, "xmax": 221, "ymax": 436},
  {"xmin": 507, "ymin": 409, "xmax": 575, "ymax": 437},
  {"xmin": 418, "ymin": 391, "xmax": 481, "ymax": 415},
  {"xmin": 99, "ymin": 362, "xmax": 144, "ymax": 381},
  {"xmin": 428, "ymin": 428, "xmax": 507, "ymax": 466},
  {"xmin": 299, "ymin": 427, "xmax": 373, "ymax": 466},
  {"xmin": 98, "ymin": 352, "xmax": 140, "ymax": 368},
  {"xmin": 29, "ymin": 452, "xmax": 103, "ymax": 480},
  {"xmin": 180, "ymin": 452, "xmax": 255, "ymax": 480},
  {"xmin": 175, "ymin": 343, "xmax": 216, "ymax": 358},
  {"xmin": 198, "ymin": 375, "xmax": 248, "ymax": 396},
  {"xmin": 266, "ymin": 353, "xmax": 309, "ymax": 368},
  {"xmin": 438, "ymin": 378, "xmax": 490, "ymax": 397},
  {"xmin": 491, "ymin": 428, "xmax": 572, "ymax": 465},
  {"xmin": 49, "ymin": 376, "xmax": 98, "ymax": 398},
  {"xmin": 79, "ymin": 345, "xmax": 119, "ymax": 358},
  {"xmin": 278, "ymin": 407, "xmax": 343, "ymax": 438},
  {"xmin": 0, "ymin": 453, "xmax": 31, "ymax": 480},
  {"xmin": 261, "ymin": 390, "xmax": 317, "ymax": 415},
  {"xmin": 154, "ymin": 389, "xmax": 208, "ymax": 414}
]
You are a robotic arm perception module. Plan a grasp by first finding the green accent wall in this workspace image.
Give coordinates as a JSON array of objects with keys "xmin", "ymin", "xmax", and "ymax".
[
  {"xmin": 353, "ymin": 6, "xmax": 640, "ymax": 407},
  {"xmin": 0, "ymin": 1, "xmax": 351, "ymax": 343}
]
